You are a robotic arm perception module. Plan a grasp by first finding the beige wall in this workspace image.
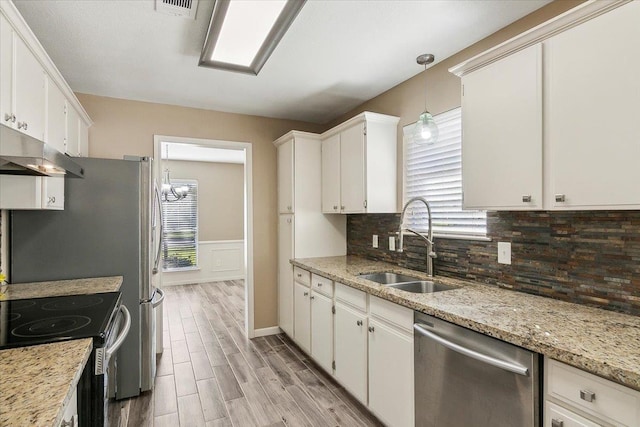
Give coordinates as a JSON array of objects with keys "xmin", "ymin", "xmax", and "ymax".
[
  {"xmin": 166, "ymin": 160, "xmax": 244, "ymax": 242},
  {"xmin": 77, "ymin": 93, "xmax": 324, "ymax": 329},
  {"xmin": 322, "ymin": 1, "xmax": 584, "ymax": 206}
]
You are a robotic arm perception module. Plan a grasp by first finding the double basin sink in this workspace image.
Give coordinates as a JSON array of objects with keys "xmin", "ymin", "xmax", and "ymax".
[{"xmin": 358, "ymin": 272, "xmax": 456, "ymax": 294}]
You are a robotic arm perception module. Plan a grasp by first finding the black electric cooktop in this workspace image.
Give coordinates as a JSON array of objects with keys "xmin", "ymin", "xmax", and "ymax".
[{"xmin": 0, "ymin": 292, "xmax": 121, "ymax": 350}]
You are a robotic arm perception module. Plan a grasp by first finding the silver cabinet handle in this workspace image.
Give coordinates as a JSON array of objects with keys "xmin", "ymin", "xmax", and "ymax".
[
  {"xmin": 340, "ymin": 205, "xmax": 345, "ymax": 211},
  {"xmin": 551, "ymin": 419, "xmax": 563, "ymax": 427},
  {"xmin": 555, "ymin": 194, "xmax": 566, "ymax": 202},
  {"xmin": 48, "ymin": 196, "xmax": 56, "ymax": 204},
  {"xmin": 310, "ymin": 295, "xmax": 315, "ymax": 300},
  {"xmin": 356, "ymin": 320, "xmax": 363, "ymax": 326},
  {"xmin": 368, "ymin": 326, "xmax": 375, "ymax": 333},
  {"xmin": 297, "ymin": 273, "xmax": 302, "ymax": 278},
  {"xmin": 580, "ymin": 389, "xmax": 596, "ymax": 402},
  {"xmin": 333, "ymin": 205, "xmax": 338, "ymax": 210},
  {"xmin": 413, "ymin": 323, "xmax": 529, "ymax": 376},
  {"xmin": 303, "ymin": 291, "xmax": 309, "ymax": 297},
  {"xmin": 287, "ymin": 205, "xmax": 292, "ymax": 211},
  {"xmin": 60, "ymin": 416, "xmax": 75, "ymax": 427},
  {"xmin": 106, "ymin": 305, "xmax": 131, "ymax": 359},
  {"xmin": 17, "ymin": 121, "xmax": 28, "ymax": 130},
  {"xmin": 522, "ymin": 195, "xmax": 532, "ymax": 202},
  {"xmin": 316, "ymin": 282, "xmax": 322, "ymax": 287},
  {"xmin": 4, "ymin": 113, "xmax": 15, "ymax": 123}
]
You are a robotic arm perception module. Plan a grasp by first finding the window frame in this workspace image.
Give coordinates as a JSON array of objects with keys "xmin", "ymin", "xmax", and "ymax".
[
  {"xmin": 161, "ymin": 178, "xmax": 200, "ymax": 272},
  {"xmin": 402, "ymin": 107, "xmax": 489, "ymax": 241}
]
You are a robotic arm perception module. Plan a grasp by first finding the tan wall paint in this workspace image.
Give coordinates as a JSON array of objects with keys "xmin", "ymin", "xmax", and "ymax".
[
  {"xmin": 77, "ymin": 93, "xmax": 324, "ymax": 329},
  {"xmin": 167, "ymin": 160, "xmax": 244, "ymax": 242},
  {"xmin": 322, "ymin": 0, "xmax": 584, "ymax": 207}
]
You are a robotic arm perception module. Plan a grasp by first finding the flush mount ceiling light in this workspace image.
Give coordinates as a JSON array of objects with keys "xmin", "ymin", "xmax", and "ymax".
[
  {"xmin": 413, "ymin": 53, "xmax": 439, "ymax": 145},
  {"xmin": 199, "ymin": 0, "xmax": 306, "ymax": 75}
]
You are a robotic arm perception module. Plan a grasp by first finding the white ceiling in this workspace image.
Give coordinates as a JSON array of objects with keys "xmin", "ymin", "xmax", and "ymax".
[{"xmin": 14, "ymin": 0, "xmax": 551, "ymax": 124}]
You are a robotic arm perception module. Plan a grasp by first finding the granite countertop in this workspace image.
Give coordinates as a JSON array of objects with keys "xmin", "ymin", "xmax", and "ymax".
[
  {"xmin": 0, "ymin": 339, "xmax": 93, "ymax": 427},
  {"xmin": 0, "ymin": 276, "xmax": 123, "ymax": 301},
  {"xmin": 292, "ymin": 256, "xmax": 640, "ymax": 392}
]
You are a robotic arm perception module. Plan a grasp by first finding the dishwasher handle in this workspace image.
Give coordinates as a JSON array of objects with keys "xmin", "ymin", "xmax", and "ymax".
[{"xmin": 414, "ymin": 323, "xmax": 529, "ymax": 377}]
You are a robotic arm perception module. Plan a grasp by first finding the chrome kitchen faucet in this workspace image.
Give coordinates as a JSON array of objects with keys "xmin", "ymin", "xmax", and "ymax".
[{"xmin": 397, "ymin": 197, "xmax": 437, "ymax": 277}]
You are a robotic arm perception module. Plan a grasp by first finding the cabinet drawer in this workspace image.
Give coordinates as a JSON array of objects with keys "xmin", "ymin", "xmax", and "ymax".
[
  {"xmin": 545, "ymin": 401, "xmax": 601, "ymax": 427},
  {"xmin": 369, "ymin": 295, "xmax": 413, "ymax": 333},
  {"xmin": 311, "ymin": 274, "xmax": 333, "ymax": 297},
  {"xmin": 546, "ymin": 359, "xmax": 640, "ymax": 426},
  {"xmin": 293, "ymin": 267, "xmax": 310, "ymax": 286},
  {"xmin": 335, "ymin": 282, "xmax": 367, "ymax": 312}
]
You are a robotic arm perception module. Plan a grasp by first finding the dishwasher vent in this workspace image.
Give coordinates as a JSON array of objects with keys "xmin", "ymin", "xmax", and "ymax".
[{"xmin": 155, "ymin": 0, "xmax": 199, "ymax": 19}]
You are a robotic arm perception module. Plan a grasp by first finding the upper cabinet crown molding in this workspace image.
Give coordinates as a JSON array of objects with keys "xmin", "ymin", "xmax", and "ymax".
[
  {"xmin": 320, "ymin": 112, "xmax": 399, "ymax": 140},
  {"xmin": 449, "ymin": 0, "xmax": 631, "ymax": 77},
  {"xmin": 273, "ymin": 130, "xmax": 320, "ymax": 147},
  {"xmin": 0, "ymin": 0, "xmax": 92, "ymax": 126}
]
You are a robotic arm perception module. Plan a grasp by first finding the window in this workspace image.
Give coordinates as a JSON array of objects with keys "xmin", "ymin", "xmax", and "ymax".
[
  {"xmin": 162, "ymin": 180, "xmax": 198, "ymax": 270},
  {"xmin": 404, "ymin": 108, "xmax": 487, "ymax": 237}
]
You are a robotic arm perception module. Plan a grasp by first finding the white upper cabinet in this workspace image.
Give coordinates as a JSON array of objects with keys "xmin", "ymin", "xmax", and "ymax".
[
  {"xmin": 277, "ymin": 138, "xmax": 294, "ymax": 214},
  {"xmin": 544, "ymin": 1, "xmax": 640, "ymax": 209},
  {"xmin": 13, "ymin": 35, "xmax": 45, "ymax": 141},
  {"xmin": 45, "ymin": 77, "xmax": 67, "ymax": 153},
  {"xmin": 0, "ymin": 13, "xmax": 12, "ymax": 126},
  {"xmin": 321, "ymin": 112, "xmax": 399, "ymax": 214},
  {"xmin": 321, "ymin": 133, "xmax": 341, "ymax": 213},
  {"xmin": 451, "ymin": 1, "xmax": 640, "ymax": 211},
  {"xmin": 0, "ymin": 175, "xmax": 64, "ymax": 210},
  {"xmin": 461, "ymin": 43, "xmax": 542, "ymax": 210},
  {"xmin": 65, "ymin": 103, "xmax": 80, "ymax": 157}
]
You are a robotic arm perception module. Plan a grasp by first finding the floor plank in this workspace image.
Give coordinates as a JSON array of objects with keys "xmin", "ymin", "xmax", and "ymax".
[{"xmin": 127, "ymin": 281, "xmax": 382, "ymax": 427}]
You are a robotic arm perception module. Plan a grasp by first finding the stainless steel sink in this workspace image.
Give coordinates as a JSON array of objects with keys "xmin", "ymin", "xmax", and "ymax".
[
  {"xmin": 388, "ymin": 281, "xmax": 456, "ymax": 293},
  {"xmin": 358, "ymin": 272, "xmax": 421, "ymax": 285}
]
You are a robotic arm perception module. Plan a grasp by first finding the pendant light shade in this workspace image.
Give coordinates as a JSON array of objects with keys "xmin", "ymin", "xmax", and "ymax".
[{"xmin": 413, "ymin": 53, "xmax": 438, "ymax": 145}]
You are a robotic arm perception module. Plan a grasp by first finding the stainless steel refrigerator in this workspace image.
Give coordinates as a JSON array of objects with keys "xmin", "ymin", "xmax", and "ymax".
[{"xmin": 9, "ymin": 157, "xmax": 164, "ymax": 398}]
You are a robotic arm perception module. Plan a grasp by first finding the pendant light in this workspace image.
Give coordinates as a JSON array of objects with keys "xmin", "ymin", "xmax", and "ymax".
[
  {"xmin": 413, "ymin": 53, "xmax": 439, "ymax": 145},
  {"xmin": 162, "ymin": 145, "xmax": 189, "ymax": 202}
]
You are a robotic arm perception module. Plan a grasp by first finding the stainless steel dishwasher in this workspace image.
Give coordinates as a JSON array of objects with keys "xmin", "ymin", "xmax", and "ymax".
[{"xmin": 414, "ymin": 312, "xmax": 540, "ymax": 426}]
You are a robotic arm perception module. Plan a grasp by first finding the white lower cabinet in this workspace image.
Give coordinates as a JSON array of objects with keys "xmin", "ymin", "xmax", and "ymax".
[
  {"xmin": 293, "ymin": 281, "xmax": 311, "ymax": 353},
  {"xmin": 545, "ymin": 358, "xmax": 640, "ymax": 427},
  {"xmin": 310, "ymin": 290, "xmax": 333, "ymax": 373},
  {"xmin": 0, "ymin": 175, "xmax": 64, "ymax": 209},
  {"xmin": 277, "ymin": 215, "xmax": 294, "ymax": 337},
  {"xmin": 334, "ymin": 300, "xmax": 368, "ymax": 405}
]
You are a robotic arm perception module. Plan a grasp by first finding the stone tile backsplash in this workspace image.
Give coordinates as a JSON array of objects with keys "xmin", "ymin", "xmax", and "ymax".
[{"xmin": 347, "ymin": 211, "xmax": 640, "ymax": 316}]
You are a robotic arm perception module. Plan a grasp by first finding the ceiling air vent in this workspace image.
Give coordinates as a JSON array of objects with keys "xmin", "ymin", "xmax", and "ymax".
[{"xmin": 155, "ymin": 0, "xmax": 199, "ymax": 19}]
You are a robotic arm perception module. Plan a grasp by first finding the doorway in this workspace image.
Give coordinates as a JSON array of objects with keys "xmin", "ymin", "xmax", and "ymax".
[{"xmin": 153, "ymin": 135, "xmax": 255, "ymax": 338}]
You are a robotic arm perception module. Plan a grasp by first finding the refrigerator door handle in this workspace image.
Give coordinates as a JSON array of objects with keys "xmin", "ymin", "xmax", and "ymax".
[
  {"xmin": 152, "ymin": 288, "xmax": 165, "ymax": 308},
  {"xmin": 152, "ymin": 182, "xmax": 163, "ymax": 274}
]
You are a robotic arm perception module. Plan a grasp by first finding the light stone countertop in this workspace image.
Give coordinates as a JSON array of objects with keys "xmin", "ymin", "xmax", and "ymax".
[
  {"xmin": 292, "ymin": 255, "xmax": 640, "ymax": 391},
  {"xmin": 0, "ymin": 276, "xmax": 123, "ymax": 301},
  {"xmin": 0, "ymin": 339, "xmax": 93, "ymax": 427}
]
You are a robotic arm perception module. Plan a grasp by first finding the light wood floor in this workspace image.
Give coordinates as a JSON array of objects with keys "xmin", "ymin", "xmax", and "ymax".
[{"xmin": 116, "ymin": 281, "xmax": 382, "ymax": 427}]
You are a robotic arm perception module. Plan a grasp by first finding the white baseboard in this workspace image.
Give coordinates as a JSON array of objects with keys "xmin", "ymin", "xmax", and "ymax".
[
  {"xmin": 163, "ymin": 240, "xmax": 245, "ymax": 286},
  {"xmin": 253, "ymin": 326, "xmax": 281, "ymax": 337},
  {"xmin": 163, "ymin": 275, "xmax": 244, "ymax": 286}
]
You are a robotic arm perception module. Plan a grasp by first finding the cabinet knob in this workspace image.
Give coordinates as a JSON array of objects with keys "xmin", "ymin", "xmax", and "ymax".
[
  {"xmin": 333, "ymin": 205, "xmax": 338, "ymax": 210},
  {"xmin": 4, "ymin": 113, "xmax": 15, "ymax": 123},
  {"xmin": 303, "ymin": 291, "xmax": 309, "ymax": 297},
  {"xmin": 580, "ymin": 389, "xmax": 596, "ymax": 402},
  {"xmin": 17, "ymin": 121, "xmax": 28, "ymax": 130},
  {"xmin": 340, "ymin": 205, "xmax": 345, "ymax": 211},
  {"xmin": 316, "ymin": 282, "xmax": 322, "ymax": 287},
  {"xmin": 286, "ymin": 218, "xmax": 291, "ymax": 224},
  {"xmin": 522, "ymin": 195, "xmax": 532, "ymax": 203},
  {"xmin": 297, "ymin": 273, "xmax": 302, "ymax": 278},
  {"xmin": 555, "ymin": 194, "xmax": 566, "ymax": 203},
  {"xmin": 310, "ymin": 295, "xmax": 315, "ymax": 300},
  {"xmin": 551, "ymin": 419, "xmax": 563, "ymax": 427},
  {"xmin": 287, "ymin": 205, "xmax": 292, "ymax": 211},
  {"xmin": 48, "ymin": 196, "xmax": 56, "ymax": 204},
  {"xmin": 356, "ymin": 320, "xmax": 363, "ymax": 326},
  {"xmin": 368, "ymin": 326, "xmax": 375, "ymax": 333}
]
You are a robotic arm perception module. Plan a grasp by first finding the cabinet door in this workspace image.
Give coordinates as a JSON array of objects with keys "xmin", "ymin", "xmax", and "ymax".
[
  {"xmin": 0, "ymin": 14, "xmax": 13, "ymax": 126},
  {"xmin": 293, "ymin": 281, "xmax": 311, "ymax": 353},
  {"xmin": 14, "ymin": 35, "xmax": 45, "ymax": 140},
  {"xmin": 321, "ymin": 133, "xmax": 341, "ymax": 213},
  {"xmin": 278, "ymin": 214, "xmax": 294, "ymax": 337},
  {"xmin": 545, "ymin": 2, "xmax": 640, "ymax": 209},
  {"xmin": 310, "ymin": 291, "xmax": 333, "ymax": 373},
  {"xmin": 334, "ymin": 302, "xmax": 367, "ymax": 404},
  {"xmin": 42, "ymin": 177, "xmax": 64, "ymax": 210},
  {"xmin": 461, "ymin": 43, "xmax": 542, "ymax": 210},
  {"xmin": 340, "ymin": 123, "xmax": 366, "ymax": 213},
  {"xmin": 277, "ymin": 139, "xmax": 294, "ymax": 213},
  {"xmin": 368, "ymin": 320, "xmax": 414, "ymax": 427},
  {"xmin": 45, "ymin": 78, "xmax": 67, "ymax": 153},
  {"xmin": 79, "ymin": 120, "xmax": 89, "ymax": 157},
  {"xmin": 545, "ymin": 401, "xmax": 601, "ymax": 427},
  {"xmin": 66, "ymin": 105, "xmax": 80, "ymax": 156}
]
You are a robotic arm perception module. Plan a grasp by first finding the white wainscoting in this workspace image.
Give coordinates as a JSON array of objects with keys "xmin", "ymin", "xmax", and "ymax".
[{"xmin": 163, "ymin": 240, "xmax": 245, "ymax": 286}]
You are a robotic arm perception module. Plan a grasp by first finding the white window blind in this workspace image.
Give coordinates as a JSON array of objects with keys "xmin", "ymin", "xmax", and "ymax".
[
  {"xmin": 162, "ymin": 180, "xmax": 198, "ymax": 270},
  {"xmin": 404, "ymin": 108, "xmax": 487, "ymax": 237}
]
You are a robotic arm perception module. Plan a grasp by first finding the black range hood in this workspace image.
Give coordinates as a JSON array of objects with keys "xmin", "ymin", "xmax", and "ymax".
[{"xmin": 0, "ymin": 124, "xmax": 84, "ymax": 178}]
